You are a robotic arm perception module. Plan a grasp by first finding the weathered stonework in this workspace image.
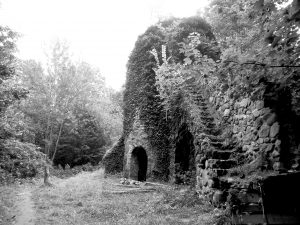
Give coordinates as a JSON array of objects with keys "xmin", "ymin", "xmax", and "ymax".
[
  {"xmin": 210, "ymin": 92, "xmax": 280, "ymax": 170},
  {"xmin": 104, "ymin": 112, "xmax": 157, "ymax": 180},
  {"xmin": 194, "ymin": 82, "xmax": 300, "ymax": 223},
  {"xmin": 123, "ymin": 112, "xmax": 154, "ymax": 180}
]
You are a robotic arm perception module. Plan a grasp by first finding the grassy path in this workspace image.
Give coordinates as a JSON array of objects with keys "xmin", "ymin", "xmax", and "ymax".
[
  {"xmin": 3, "ymin": 169, "xmax": 217, "ymax": 225},
  {"xmin": 0, "ymin": 185, "xmax": 19, "ymax": 225},
  {"xmin": 15, "ymin": 188, "xmax": 35, "ymax": 225}
]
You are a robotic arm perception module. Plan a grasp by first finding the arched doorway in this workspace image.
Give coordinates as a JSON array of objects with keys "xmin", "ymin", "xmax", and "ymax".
[
  {"xmin": 130, "ymin": 146, "xmax": 148, "ymax": 181},
  {"xmin": 175, "ymin": 124, "xmax": 195, "ymax": 183}
]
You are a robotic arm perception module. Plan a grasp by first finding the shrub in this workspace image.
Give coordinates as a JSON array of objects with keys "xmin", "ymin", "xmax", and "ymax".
[
  {"xmin": 174, "ymin": 170, "xmax": 196, "ymax": 185},
  {"xmin": 0, "ymin": 139, "xmax": 46, "ymax": 184},
  {"xmin": 50, "ymin": 162, "xmax": 100, "ymax": 179},
  {"xmin": 160, "ymin": 187, "xmax": 205, "ymax": 208}
]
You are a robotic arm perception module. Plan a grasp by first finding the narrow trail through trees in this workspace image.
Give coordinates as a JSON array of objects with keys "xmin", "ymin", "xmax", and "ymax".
[{"xmin": 14, "ymin": 188, "xmax": 35, "ymax": 225}]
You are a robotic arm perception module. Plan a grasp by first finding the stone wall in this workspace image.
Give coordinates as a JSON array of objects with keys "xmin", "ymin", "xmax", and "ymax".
[
  {"xmin": 209, "ymin": 83, "xmax": 300, "ymax": 173},
  {"xmin": 210, "ymin": 91, "xmax": 281, "ymax": 171},
  {"xmin": 194, "ymin": 85, "xmax": 300, "ymax": 217}
]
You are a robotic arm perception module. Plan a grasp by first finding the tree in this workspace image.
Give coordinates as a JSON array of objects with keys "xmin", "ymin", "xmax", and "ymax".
[
  {"xmin": 202, "ymin": 0, "xmax": 300, "ymax": 96},
  {"xmin": 0, "ymin": 25, "xmax": 46, "ymax": 184},
  {"xmin": 0, "ymin": 26, "xmax": 25, "ymax": 139},
  {"xmin": 0, "ymin": 25, "xmax": 29, "ymax": 141},
  {"xmin": 18, "ymin": 40, "xmax": 122, "ymax": 169}
]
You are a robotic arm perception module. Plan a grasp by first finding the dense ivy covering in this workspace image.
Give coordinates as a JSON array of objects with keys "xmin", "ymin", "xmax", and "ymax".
[
  {"xmin": 103, "ymin": 136, "xmax": 125, "ymax": 174},
  {"xmin": 123, "ymin": 16, "xmax": 215, "ymax": 179}
]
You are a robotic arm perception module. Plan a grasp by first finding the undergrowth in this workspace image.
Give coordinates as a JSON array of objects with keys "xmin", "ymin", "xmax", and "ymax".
[
  {"xmin": 50, "ymin": 163, "xmax": 101, "ymax": 179},
  {"xmin": 0, "ymin": 185, "xmax": 20, "ymax": 225},
  {"xmin": 159, "ymin": 187, "xmax": 206, "ymax": 208},
  {"xmin": 0, "ymin": 139, "xmax": 46, "ymax": 185}
]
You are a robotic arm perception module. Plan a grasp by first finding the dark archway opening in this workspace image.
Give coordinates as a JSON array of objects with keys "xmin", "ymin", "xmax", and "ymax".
[
  {"xmin": 264, "ymin": 82, "xmax": 300, "ymax": 171},
  {"xmin": 175, "ymin": 124, "xmax": 195, "ymax": 184},
  {"xmin": 130, "ymin": 146, "xmax": 148, "ymax": 181}
]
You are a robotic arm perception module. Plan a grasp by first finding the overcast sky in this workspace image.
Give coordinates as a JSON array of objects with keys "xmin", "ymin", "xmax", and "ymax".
[{"xmin": 0, "ymin": 0, "xmax": 209, "ymax": 90}]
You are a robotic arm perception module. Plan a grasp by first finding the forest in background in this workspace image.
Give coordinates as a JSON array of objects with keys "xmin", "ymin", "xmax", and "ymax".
[{"xmin": 0, "ymin": 32, "xmax": 123, "ymax": 183}]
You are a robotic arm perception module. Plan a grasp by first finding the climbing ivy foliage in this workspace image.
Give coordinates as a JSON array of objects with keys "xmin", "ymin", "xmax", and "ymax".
[
  {"xmin": 123, "ymin": 17, "xmax": 216, "ymax": 179},
  {"xmin": 151, "ymin": 0, "xmax": 300, "ymax": 119},
  {"xmin": 144, "ymin": 1, "xmax": 300, "ymax": 180},
  {"xmin": 152, "ymin": 32, "xmax": 219, "ymax": 113},
  {"xmin": 203, "ymin": 0, "xmax": 300, "ymax": 98},
  {"xmin": 124, "ymin": 25, "xmax": 168, "ymax": 178}
]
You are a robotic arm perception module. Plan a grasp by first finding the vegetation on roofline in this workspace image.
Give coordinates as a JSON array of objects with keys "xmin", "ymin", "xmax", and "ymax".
[{"xmin": 123, "ymin": 16, "xmax": 217, "ymax": 179}]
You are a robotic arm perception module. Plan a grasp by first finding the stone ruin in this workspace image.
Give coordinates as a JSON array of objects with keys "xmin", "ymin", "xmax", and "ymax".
[
  {"xmin": 103, "ymin": 16, "xmax": 300, "ymax": 224},
  {"xmin": 104, "ymin": 78, "xmax": 300, "ymax": 222}
]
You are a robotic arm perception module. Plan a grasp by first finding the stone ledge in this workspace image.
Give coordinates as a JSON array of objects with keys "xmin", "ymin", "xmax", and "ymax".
[
  {"xmin": 211, "ymin": 150, "xmax": 233, "ymax": 159},
  {"xmin": 206, "ymin": 159, "xmax": 237, "ymax": 169}
]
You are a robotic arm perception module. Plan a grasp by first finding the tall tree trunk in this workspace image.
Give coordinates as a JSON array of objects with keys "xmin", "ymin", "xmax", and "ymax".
[
  {"xmin": 44, "ymin": 111, "xmax": 51, "ymax": 157},
  {"xmin": 43, "ymin": 122, "xmax": 56, "ymax": 186},
  {"xmin": 48, "ymin": 124, "xmax": 54, "ymax": 156},
  {"xmin": 44, "ymin": 111, "xmax": 52, "ymax": 185},
  {"xmin": 51, "ymin": 120, "xmax": 64, "ymax": 162}
]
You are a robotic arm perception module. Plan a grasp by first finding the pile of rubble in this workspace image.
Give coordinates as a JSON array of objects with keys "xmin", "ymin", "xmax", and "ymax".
[{"xmin": 120, "ymin": 178, "xmax": 142, "ymax": 186}]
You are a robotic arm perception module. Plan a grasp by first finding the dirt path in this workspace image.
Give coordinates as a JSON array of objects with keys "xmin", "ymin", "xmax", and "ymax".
[{"xmin": 14, "ymin": 187, "xmax": 35, "ymax": 225}]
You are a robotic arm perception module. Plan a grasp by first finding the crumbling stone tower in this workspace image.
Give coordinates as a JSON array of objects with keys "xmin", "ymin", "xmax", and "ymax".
[{"xmin": 103, "ymin": 16, "xmax": 216, "ymax": 181}]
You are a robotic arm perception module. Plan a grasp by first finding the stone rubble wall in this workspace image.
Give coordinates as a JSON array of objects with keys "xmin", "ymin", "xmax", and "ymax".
[
  {"xmin": 209, "ymin": 91, "xmax": 281, "ymax": 170},
  {"xmin": 193, "ymin": 89, "xmax": 284, "ymax": 214},
  {"xmin": 191, "ymin": 82, "xmax": 300, "ymax": 224}
]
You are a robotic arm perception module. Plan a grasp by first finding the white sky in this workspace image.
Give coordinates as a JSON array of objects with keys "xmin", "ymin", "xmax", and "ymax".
[{"xmin": 0, "ymin": 0, "xmax": 209, "ymax": 90}]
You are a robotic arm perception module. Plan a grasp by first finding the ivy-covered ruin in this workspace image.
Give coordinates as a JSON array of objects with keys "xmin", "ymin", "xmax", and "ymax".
[
  {"xmin": 104, "ymin": 1, "xmax": 300, "ymax": 223},
  {"xmin": 103, "ymin": 16, "xmax": 217, "ymax": 181}
]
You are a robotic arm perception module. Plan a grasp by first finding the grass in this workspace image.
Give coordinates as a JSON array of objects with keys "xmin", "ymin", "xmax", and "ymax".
[
  {"xmin": 0, "ymin": 184, "xmax": 20, "ymax": 225},
  {"xmin": 32, "ymin": 169, "xmax": 218, "ymax": 225}
]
